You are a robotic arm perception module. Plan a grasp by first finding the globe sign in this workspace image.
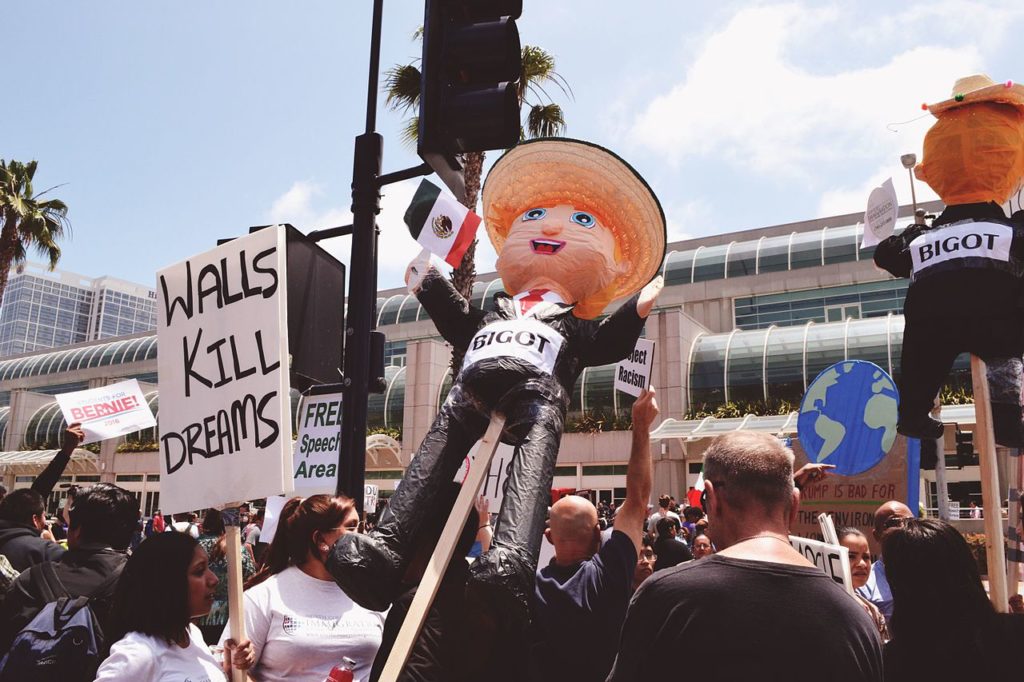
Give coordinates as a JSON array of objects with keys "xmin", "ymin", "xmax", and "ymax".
[{"xmin": 797, "ymin": 360, "xmax": 899, "ymax": 476}]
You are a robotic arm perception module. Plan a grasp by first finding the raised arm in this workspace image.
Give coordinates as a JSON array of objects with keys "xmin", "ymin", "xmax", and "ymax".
[
  {"xmin": 581, "ymin": 277, "xmax": 662, "ymax": 367},
  {"xmin": 32, "ymin": 422, "xmax": 84, "ymax": 498},
  {"xmin": 612, "ymin": 388, "xmax": 658, "ymax": 554},
  {"xmin": 408, "ymin": 259, "xmax": 486, "ymax": 351}
]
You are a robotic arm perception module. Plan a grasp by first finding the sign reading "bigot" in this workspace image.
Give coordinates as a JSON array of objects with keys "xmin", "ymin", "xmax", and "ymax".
[
  {"xmin": 157, "ymin": 226, "xmax": 292, "ymax": 513},
  {"xmin": 461, "ymin": 318, "xmax": 564, "ymax": 376},
  {"xmin": 910, "ymin": 221, "xmax": 1012, "ymax": 274}
]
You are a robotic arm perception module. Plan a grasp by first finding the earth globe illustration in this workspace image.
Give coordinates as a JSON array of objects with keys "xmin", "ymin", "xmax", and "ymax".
[{"xmin": 797, "ymin": 360, "xmax": 899, "ymax": 476}]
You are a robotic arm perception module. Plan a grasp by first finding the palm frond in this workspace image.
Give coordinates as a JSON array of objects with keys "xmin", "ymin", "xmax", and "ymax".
[
  {"xmin": 399, "ymin": 115, "xmax": 420, "ymax": 148},
  {"xmin": 383, "ymin": 64, "xmax": 422, "ymax": 113},
  {"xmin": 526, "ymin": 104, "xmax": 566, "ymax": 139}
]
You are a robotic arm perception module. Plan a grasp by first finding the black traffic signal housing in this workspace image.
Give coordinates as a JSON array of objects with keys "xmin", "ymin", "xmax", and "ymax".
[
  {"xmin": 955, "ymin": 429, "xmax": 978, "ymax": 468},
  {"xmin": 920, "ymin": 437, "xmax": 938, "ymax": 470},
  {"xmin": 418, "ymin": 0, "xmax": 523, "ymax": 201}
]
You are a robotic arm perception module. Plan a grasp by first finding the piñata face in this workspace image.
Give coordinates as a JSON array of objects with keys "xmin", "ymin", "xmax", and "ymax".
[{"xmin": 495, "ymin": 203, "xmax": 622, "ymax": 302}]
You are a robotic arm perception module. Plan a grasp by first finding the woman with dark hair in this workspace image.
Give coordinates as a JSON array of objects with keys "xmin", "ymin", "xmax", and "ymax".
[
  {"xmin": 837, "ymin": 527, "xmax": 888, "ymax": 641},
  {"xmin": 197, "ymin": 508, "xmax": 256, "ymax": 644},
  {"xmin": 883, "ymin": 518, "xmax": 1024, "ymax": 680},
  {"xmin": 220, "ymin": 494, "xmax": 385, "ymax": 682},
  {"xmin": 95, "ymin": 531, "xmax": 254, "ymax": 680}
]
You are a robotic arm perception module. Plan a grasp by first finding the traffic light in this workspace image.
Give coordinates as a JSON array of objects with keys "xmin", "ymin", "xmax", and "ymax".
[
  {"xmin": 418, "ymin": 0, "xmax": 523, "ymax": 200},
  {"xmin": 955, "ymin": 429, "xmax": 978, "ymax": 468}
]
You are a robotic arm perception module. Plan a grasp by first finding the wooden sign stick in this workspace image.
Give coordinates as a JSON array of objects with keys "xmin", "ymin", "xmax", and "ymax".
[
  {"xmin": 969, "ymin": 355, "xmax": 1009, "ymax": 613},
  {"xmin": 224, "ymin": 509, "xmax": 248, "ymax": 682},
  {"xmin": 378, "ymin": 414, "xmax": 507, "ymax": 682}
]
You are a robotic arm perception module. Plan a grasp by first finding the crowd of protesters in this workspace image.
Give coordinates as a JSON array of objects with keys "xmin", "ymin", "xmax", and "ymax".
[{"xmin": 0, "ymin": 402, "xmax": 1022, "ymax": 681}]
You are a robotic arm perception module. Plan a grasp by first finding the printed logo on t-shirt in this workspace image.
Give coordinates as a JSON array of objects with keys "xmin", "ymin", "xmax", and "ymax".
[
  {"xmin": 909, "ymin": 221, "xmax": 1012, "ymax": 274},
  {"xmin": 461, "ymin": 318, "xmax": 565, "ymax": 375},
  {"xmin": 282, "ymin": 614, "xmax": 382, "ymax": 637}
]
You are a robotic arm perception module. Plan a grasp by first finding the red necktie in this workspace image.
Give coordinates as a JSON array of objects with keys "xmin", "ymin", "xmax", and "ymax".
[{"xmin": 519, "ymin": 289, "xmax": 546, "ymax": 316}]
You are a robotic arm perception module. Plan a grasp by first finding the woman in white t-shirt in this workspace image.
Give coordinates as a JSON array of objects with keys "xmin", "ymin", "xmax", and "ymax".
[
  {"xmin": 95, "ymin": 531, "xmax": 255, "ymax": 681},
  {"xmin": 221, "ymin": 495, "xmax": 385, "ymax": 682}
]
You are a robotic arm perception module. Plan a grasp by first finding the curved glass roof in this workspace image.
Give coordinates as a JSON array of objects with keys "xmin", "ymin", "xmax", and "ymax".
[
  {"xmin": 0, "ymin": 335, "xmax": 157, "ymax": 382},
  {"xmin": 0, "ymin": 406, "xmax": 9, "ymax": 449},
  {"xmin": 687, "ymin": 313, "xmax": 968, "ymax": 409}
]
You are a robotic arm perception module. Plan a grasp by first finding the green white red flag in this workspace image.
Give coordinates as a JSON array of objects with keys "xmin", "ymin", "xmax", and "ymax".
[{"xmin": 403, "ymin": 179, "xmax": 480, "ymax": 268}]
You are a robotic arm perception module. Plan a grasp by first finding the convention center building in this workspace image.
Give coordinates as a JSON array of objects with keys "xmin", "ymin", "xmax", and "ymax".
[{"xmin": 0, "ymin": 198, "xmax": 1003, "ymax": 524}]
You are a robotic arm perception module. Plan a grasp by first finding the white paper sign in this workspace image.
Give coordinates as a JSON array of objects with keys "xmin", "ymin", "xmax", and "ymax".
[
  {"xmin": 260, "ymin": 494, "xmax": 290, "ymax": 546},
  {"xmin": 789, "ymin": 535, "xmax": 854, "ymax": 595},
  {"xmin": 157, "ymin": 226, "xmax": 292, "ymax": 513},
  {"xmin": 862, "ymin": 178, "xmax": 898, "ymax": 248},
  {"xmin": 614, "ymin": 338, "xmax": 656, "ymax": 397},
  {"xmin": 364, "ymin": 484, "xmax": 379, "ymax": 514},
  {"xmin": 292, "ymin": 392, "xmax": 343, "ymax": 495},
  {"xmin": 909, "ymin": 221, "xmax": 1012, "ymax": 274},
  {"xmin": 454, "ymin": 441, "xmax": 516, "ymax": 509},
  {"xmin": 55, "ymin": 379, "xmax": 155, "ymax": 444},
  {"xmin": 462, "ymin": 318, "xmax": 564, "ymax": 376}
]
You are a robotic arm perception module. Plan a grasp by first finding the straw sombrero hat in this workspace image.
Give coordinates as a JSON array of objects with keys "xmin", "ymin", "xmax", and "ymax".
[
  {"xmin": 482, "ymin": 138, "xmax": 666, "ymax": 307},
  {"xmin": 926, "ymin": 74, "xmax": 1024, "ymax": 116}
]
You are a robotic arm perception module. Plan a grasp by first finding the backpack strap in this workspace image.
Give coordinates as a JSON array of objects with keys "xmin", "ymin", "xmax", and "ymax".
[{"xmin": 31, "ymin": 561, "xmax": 70, "ymax": 604}]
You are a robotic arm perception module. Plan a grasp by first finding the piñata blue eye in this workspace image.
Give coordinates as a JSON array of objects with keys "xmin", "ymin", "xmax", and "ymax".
[
  {"xmin": 571, "ymin": 211, "xmax": 595, "ymax": 228},
  {"xmin": 522, "ymin": 208, "xmax": 547, "ymax": 221}
]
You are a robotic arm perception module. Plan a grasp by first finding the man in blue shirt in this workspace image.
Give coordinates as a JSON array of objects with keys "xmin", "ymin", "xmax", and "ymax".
[
  {"xmin": 531, "ymin": 388, "xmax": 658, "ymax": 682},
  {"xmin": 857, "ymin": 500, "xmax": 913, "ymax": 620}
]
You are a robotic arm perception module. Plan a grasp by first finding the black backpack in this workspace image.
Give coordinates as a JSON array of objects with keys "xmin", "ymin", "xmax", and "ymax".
[{"xmin": 0, "ymin": 562, "xmax": 119, "ymax": 682}]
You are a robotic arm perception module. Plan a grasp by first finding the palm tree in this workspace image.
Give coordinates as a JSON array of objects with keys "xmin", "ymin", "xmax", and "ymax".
[
  {"xmin": 0, "ymin": 159, "xmax": 70, "ymax": 305},
  {"xmin": 384, "ymin": 42, "xmax": 570, "ymax": 371}
]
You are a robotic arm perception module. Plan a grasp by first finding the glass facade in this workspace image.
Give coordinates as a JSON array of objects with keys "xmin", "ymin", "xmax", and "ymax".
[
  {"xmin": 734, "ymin": 280, "xmax": 909, "ymax": 330},
  {"xmin": 0, "ymin": 335, "xmax": 158, "ymax": 382},
  {"xmin": 688, "ymin": 313, "xmax": 970, "ymax": 408},
  {"xmin": 0, "ymin": 266, "xmax": 156, "ymax": 357}
]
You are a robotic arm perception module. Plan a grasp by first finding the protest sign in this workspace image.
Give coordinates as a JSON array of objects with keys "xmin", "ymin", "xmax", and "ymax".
[
  {"xmin": 260, "ymin": 495, "xmax": 290, "ymax": 546},
  {"xmin": 818, "ymin": 513, "xmax": 839, "ymax": 545},
  {"xmin": 292, "ymin": 391, "xmax": 344, "ymax": 495},
  {"xmin": 364, "ymin": 484, "xmax": 379, "ymax": 514},
  {"xmin": 54, "ymin": 379, "xmax": 155, "ymax": 444},
  {"xmin": 794, "ymin": 360, "xmax": 917, "ymax": 554},
  {"xmin": 615, "ymin": 338, "xmax": 655, "ymax": 397},
  {"xmin": 862, "ymin": 178, "xmax": 898, "ymax": 248},
  {"xmin": 789, "ymin": 535, "xmax": 854, "ymax": 595},
  {"xmin": 157, "ymin": 226, "xmax": 292, "ymax": 513},
  {"xmin": 455, "ymin": 441, "xmax": 516, "ymax": 508}
]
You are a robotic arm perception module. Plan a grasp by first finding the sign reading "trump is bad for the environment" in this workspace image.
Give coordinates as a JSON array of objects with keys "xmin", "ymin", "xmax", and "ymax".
[{"xmin": 157, "ymin": 226, "xmax": 292, "ymax": 513}]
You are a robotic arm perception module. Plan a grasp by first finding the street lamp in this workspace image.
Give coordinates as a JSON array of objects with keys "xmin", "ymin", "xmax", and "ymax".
[{"xmin": 901, "ymin": 153, "xmax": 919, "ymax": 221}]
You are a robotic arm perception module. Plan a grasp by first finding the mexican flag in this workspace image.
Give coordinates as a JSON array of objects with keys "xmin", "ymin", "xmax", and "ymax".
[{"xmin": 403, "ymin": 179, "xmax": 481, "ymax": 268}]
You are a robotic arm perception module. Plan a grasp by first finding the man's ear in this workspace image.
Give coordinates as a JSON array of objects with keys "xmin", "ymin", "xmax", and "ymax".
[
  {"xmin": 788, "ymin": 488, "xmax": 800, "ymax": 530},
  {"xmin": 704, "ymin": 481, "xmax": 719, "ymax": 521},
  {"xmin": 544, "ymin": 528, "xmax": 553, "ymax": 546}
]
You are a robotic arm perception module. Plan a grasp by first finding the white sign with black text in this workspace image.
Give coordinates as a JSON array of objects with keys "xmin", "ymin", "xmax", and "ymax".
[
  {"xmin": 364, "ymin": 484, "xmax": 379, "ymax": 514},
  {"xmin": 614, "ymin": 338, "xmax": 656, "ymax": 398},
  {"xmin": 292, "ymin": 392, "xmax": 344, "ymax": 495},
  {"xmin": 862, "ymin": 178, "xmax": 898, "ymax": 249},
  {"xmin": 789, "ymin": 535, "xmax": 854, "ymax": 595},
  {"xmin": 461, "ymin": 318, "xmax": 564, "ymax": 376},
  {"xmin": 454, "ymin": 441, "xmax": 516, "ymax": 509},
  {"xmin": 55, "ymin": 379, "xmax": 156, "ymax": 444},
  {"xmin": 157, "ymin": 226, "xmax": 292, "ymax": 513}
]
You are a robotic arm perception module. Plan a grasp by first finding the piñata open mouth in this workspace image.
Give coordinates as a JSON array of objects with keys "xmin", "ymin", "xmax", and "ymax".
[{"xmin": 530, "ymin": 239, "xmax": 565, "ymax": 255}]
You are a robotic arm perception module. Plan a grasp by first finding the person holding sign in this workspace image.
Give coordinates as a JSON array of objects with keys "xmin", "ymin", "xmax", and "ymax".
[
  {"xmin": 874, "ymin": 74, "xmax": 1024, "ymax": 442},
  {"xmin": 329, "ymin": 138, "xmax": 666, "ymax": 624},
  {"xmin": 95, "ymin": 532, "xmax": 255, "ymax": 681},
  {"xmin": 225, "ymin": 495, "xmax": 385, "ymax": 682},
  {"xmin": 607, "ymin": 432, "xmax": 882, "ymax": 681}
]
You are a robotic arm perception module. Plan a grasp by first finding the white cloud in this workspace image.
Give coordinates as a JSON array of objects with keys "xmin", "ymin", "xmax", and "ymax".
[
  {"xmin": 817, "ymin": 164, "xmax": 940, "ymax": 219},
  {"xmin": 663, "ymin": 199, "xmax": 710, "ymax": 242},
  {"xmin": 627, "ymin": 3, "xmax": 983, "ymax": 182}
]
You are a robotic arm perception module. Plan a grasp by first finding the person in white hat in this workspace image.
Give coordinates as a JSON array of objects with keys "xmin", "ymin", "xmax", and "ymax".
[
  {"xmin": 874, "ymin": 74, "xmax": 1024, "ymax": 443},
  {"xmin": 328, "ymin": 138, "xmax": 666, "ymax": 625}
]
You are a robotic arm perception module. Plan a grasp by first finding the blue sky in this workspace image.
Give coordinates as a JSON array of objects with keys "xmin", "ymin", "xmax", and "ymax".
[{"xmin": 4, "ymin": 1, "xmax": 1023, "ymax": 290}]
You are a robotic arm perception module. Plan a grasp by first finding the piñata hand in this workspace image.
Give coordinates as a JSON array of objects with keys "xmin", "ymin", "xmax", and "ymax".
[
  {"xmin": 637, "ymin": 276, "xmax": 664, "ymax": 318},
  {"xmin": 406, "ymin": 249, "xmax": 436, "ymax": 294}
]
